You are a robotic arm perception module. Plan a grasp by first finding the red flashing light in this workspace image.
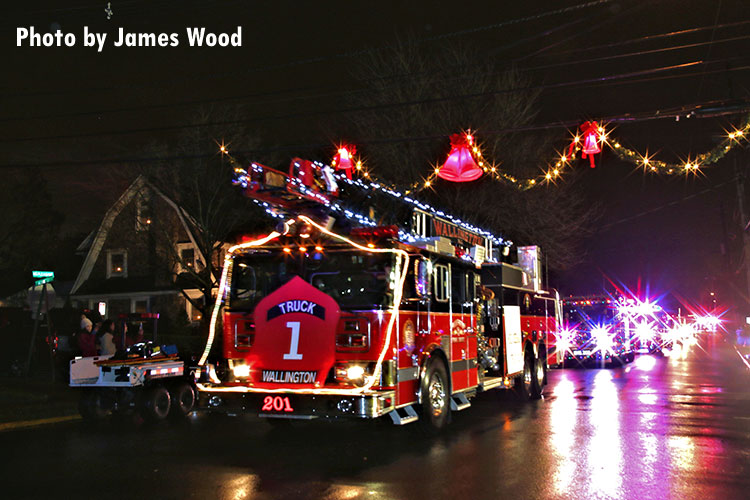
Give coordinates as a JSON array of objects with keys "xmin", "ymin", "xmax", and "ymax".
[{"xmin": 350, "ymin": 225, "xmax": 399, "ymax": 239}]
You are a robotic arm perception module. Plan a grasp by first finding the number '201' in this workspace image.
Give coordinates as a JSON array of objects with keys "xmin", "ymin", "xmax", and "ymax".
[{"xmin": 262, "ymin": 396, "xmax": 293, "ymax": 412}]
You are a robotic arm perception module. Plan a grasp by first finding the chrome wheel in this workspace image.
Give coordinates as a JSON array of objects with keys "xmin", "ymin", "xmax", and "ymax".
[
  {"xmin": 420, "ymin": 359, "xmax": 451, "ymax": 429},
  {"xmin": 428, "ymin": 373, "xmax": 446, "ymax": 416}
]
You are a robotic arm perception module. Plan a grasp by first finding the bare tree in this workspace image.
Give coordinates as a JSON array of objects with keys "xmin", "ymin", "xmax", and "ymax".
[
  {"xmin": 331, "ymin": 38, "xmax": 597, "ymax": 269},
  {"xmin": 0, "ymin": 171, "xmax": 64, "ymax": 296},
  {"xmin": 141, "ymin": 107, "xmax": 266, "ymax": 333}
]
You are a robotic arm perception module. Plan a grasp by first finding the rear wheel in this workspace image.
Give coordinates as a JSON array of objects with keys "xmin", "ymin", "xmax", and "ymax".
[
  {"xmin": 168, "ymin": 382, "xmax": 196, "ymax": 419},
  {"xmin": 420, "ymin": 359, "xmax": 450, "ymax": 430},
  {"xmin": 139, "ymin": 385, "xmax": 171, "ymax": 423},
  {"xmin": 530, "ymin": 351, "xmax": 543, "ymax": 399},
  {"xmin": 515, "ymin": 351, "xmax": 534, "ymax": 400},
  {"xmin": 538, "ymin": 349, "xmax": 548, "ymax": 387},
  {"xmin": 515, "ymin": 351, "xmax": 542, "ymax": 400}
]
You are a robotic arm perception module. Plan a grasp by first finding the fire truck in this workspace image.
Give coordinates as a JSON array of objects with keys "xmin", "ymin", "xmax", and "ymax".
[
  {"xmin": 196, "ymin": 158, "xmax": 562, "ymax": 428},
  {"xmin": 561, "ymin": 296, "xmax": 635, "ymax": 367}
]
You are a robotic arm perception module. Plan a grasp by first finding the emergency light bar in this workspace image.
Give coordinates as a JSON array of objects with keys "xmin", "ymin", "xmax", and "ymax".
[{"xmin": 350, "ymin": 225, "xmax": 399, "ymax": 239}]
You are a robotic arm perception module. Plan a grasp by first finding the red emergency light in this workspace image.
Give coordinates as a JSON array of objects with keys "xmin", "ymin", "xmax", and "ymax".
[{"xmin": 350, "ymin": 225, "xmax": 399, "ymax": 240}]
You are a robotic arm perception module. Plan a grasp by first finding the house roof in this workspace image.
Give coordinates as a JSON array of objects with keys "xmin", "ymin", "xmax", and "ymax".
[
  {"xmin": 75, "ymin": 230, "xmax": 96, "ymax": 256},
  {"xmin": 70, "ymin": 176, "xmax": 207, "ymax": 296}
]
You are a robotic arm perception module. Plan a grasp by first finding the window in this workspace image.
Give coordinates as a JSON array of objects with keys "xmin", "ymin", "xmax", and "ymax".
[
  {"xmin": 451, "ymin": 268, "xmax": 465, "ymax": 307},
  {"xmin": 106, "ymin": 249, "xmax": 127, "ymax": 278},
  {"xmin": 132, "ymin": 298, "xmax": 149, "ymax": 314},
  {"xmin": 176, "ymin": 242, "xmax": 201, "ymax": 273},
  {"xmin": 414, "ymin": 259, "xmax": 430, "ymax": 298},
  {"xmin": 229, "ymin": 250, "xmax": 393, "ymax": 311},
  {"xmin": 135, "ymin": 190, "xmax": 152, "ymax": 231},
  {"xmin": 185, "ymin": 296, "xmax": 204, "ymax": 323},
  {"xmin": 433, "ymin": 264, "xmax": 449, "ymax": 303}
]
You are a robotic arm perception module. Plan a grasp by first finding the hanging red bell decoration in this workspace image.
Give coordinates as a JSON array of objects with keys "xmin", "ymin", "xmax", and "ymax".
[
  {"xmin": 437, "ymin": 133, "xmax": 483, "ymax": 182},
  {"xmin": 569, "ymin": 121, "xmax": 602, "ymax": 168},
  {"xmin": 332, "ymin": 144, "xmax": 356, "ymax": 179}
]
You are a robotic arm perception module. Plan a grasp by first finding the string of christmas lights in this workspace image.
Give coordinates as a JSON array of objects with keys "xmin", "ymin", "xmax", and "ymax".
[
  {"xmin": 221, "ymin": 147, "xmax": 510, "ymax": 247},
  {"xmin": 220, "ymin": 111, "xmax": 750, "ymax": 199},
  {"xmin": 607, "ymin": 113, "xmax": 750, "ymax": 174}
]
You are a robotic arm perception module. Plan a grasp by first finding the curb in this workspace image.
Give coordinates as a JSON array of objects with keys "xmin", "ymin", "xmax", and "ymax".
[
  {"xmin": 734, "ymin": 346, "xmax": 750, "ymax": 371},
  {"xmin": 0, "ymin": 415, "xmax": 81, "ymax": 433}
]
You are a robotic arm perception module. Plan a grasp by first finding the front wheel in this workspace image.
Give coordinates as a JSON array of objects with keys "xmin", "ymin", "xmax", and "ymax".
[
  {"xmin": 420, "ymin": 359, "xmax": 451, "ymax": 430},
  {"xmin": 79, "ymin": 389, "xmax": 110, "ymax": 421}
]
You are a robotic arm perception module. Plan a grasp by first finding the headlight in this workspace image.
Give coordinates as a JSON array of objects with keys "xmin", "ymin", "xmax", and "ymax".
[
  {"xmin": 334, "ymin": 363, "xmax": 369, "ymax": 385},
  {"xmin": 634, "ymin": 321, "xmax": 654, "ymax": 341},
  {"xmin": 230, "ymin": 360, "xmax": 250, "ymax": 378},
  {"xmin": 592, "ymin": 326, "xmax": 613, "ymax": 353},
  {"xmin": 557, "ymin": 329, "xmax": 574, "ymax": 352},
  {"xmin": 346, "ymin": 365, "xmax": 365, "ymax": 380}
]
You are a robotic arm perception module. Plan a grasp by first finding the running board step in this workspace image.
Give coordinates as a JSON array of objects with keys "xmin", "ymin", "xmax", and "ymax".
[
  {"xmin": 389, "ymin": 405, "xmax": 419, "ymax": 425},
  {"xmin": 450, "ymin": 393, "xmax": 471, "ymax": 411}
]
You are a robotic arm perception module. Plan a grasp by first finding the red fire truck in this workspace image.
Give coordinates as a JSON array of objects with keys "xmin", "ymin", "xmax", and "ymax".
[{"xmin": 196, "ymin": 158, "xmax": 561, "ymax": 428}]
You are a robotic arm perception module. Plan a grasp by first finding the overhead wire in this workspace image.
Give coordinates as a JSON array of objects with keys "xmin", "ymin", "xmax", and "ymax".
[
  {"xmin": 3, "ymin": 18, "xmax": 748, "ymax": 125},
  {"xmin": 598, "ymin": 178, "xmax": 735, "ymax": 231},
  {"xmin": 0, "ymin": 101, "xmax": 747, "ymax": 170},
  {"xmin": 546, "ymin": 19, "xmax": 750, "ymax": 58},
  {"xmin": 1, "ymin": 0, "xmax": 616, "ymax": 98},
  {"xmin": 6, "ymin": 57, "xmax": 749, "ymax": 144}
]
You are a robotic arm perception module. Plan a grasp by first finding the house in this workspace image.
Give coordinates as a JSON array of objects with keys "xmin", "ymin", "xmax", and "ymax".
[{"xmin": 69, "ymin": 176, "xmax": 208, "ymax": 332}]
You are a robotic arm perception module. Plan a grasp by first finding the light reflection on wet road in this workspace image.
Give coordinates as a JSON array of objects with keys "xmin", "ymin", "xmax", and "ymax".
[{"xmin": 3, "ymin": 339, "xmax": 750, "ymax": 500}]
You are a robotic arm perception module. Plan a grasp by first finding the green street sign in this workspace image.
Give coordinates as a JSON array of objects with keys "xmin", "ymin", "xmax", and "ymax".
[
  {"xmin": 34, "ymin": 277, "xmax": 54, "ymax": 286},
  {"xmin": 32, "ymin": 270, "xmax": 54, "ymax": 279}
]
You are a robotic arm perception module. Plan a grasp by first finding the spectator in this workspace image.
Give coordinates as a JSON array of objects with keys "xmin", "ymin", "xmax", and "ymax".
[
  {"xmin": 126, "ymin": 322, "xmax": 145, "ymax": 348},
  {"xmin": 78, "ymin": 316, "xmax": 97, "ymax": 357},
  {"xmin": 98, "ymin": 319, "xmax": 117, "ymax": 356}
]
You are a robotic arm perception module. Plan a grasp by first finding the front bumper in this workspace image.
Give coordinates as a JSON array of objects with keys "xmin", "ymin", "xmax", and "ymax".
[
  {"xmin": 564, "ymin": 349, "xmax": 627, "ymax": 365},
  {"xmin": 197, "ymin": 387, "xmax": 396, "ymax": 420}
]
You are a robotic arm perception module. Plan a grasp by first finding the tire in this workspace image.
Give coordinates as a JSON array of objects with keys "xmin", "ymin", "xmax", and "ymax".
[
  {"xmin": 530, "ymin": 350, "xmax": 543, "ymax": 399},
  {"xmin": 79, "ymin": 389, "xmax": 110, "ymax": 421},
  {"xmin": 538, "ymin": 346, "xmax": 548, "ymax": 387},
  {"xmin": 420, "ymin": 358, "xmax": 451, "ymax": 430},
  {"xmin": 139, "ymin": 385, "xmax": 171, "ymax": 423},
  {"xmin": 168, "ymin": 382, "xmax": 196, "ymax": 419},
  {"xmin": 516, "ymin": 350, "xmax": 542, "ymax": 400}
]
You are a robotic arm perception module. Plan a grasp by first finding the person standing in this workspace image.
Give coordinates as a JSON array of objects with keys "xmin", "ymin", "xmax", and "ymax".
[
  {"xmin": 78, "ymin": 316, "xmax": 97, "ymax": 357},
  {"xmin": 98, "ymin": 319, "xmax": 117, "ymax": 356}
]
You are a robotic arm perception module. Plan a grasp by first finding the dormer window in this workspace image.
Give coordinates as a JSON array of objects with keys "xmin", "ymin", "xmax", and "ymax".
[
  {"xmin": 176, "ymin": 242, "xmax": 202, "ymax": 273},
  {"xmin": 107, "ymin": 249, "xmax": 127, "ymax": 278},
  {"xmin": 135, "ymin": 190, "xmax": 152, "ymax": 232}
]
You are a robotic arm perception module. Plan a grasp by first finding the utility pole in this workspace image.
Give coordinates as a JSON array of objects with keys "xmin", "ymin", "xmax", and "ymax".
[{"xmin": 734, "ymin": 154, "xmax": 750, "ymax": 316}]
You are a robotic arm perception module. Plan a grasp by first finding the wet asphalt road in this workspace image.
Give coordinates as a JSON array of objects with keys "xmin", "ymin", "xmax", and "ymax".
[{"xmin": 3, "ymin": 338, "xmax": 750, "ymax": 500}]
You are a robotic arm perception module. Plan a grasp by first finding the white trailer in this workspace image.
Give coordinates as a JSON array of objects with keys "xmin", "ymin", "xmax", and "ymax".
[{"xmin": 69, "ymin": 355, "xmax": 196, "ymax": 422}]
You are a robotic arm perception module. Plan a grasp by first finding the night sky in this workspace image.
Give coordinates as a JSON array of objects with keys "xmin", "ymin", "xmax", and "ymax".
[{"xmin": 3, "ymin": 1, "xmax": 750, "ymax": 313}]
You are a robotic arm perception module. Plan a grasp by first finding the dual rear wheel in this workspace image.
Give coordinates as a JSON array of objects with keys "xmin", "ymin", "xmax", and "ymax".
[
  {"xmin": 139, "ymin": 382, "xmax": 196, "ymax": 422},
  {"xmin": 515, "ymin": 350, "xmax": 544, "ymax": 400},
  {"xmin": 79, "ymin": 381, "xmax": 196, "ymax": 423}
]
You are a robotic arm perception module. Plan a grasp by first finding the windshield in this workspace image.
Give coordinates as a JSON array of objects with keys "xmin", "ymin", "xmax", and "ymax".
[
  {"xmin": 564, "ymin": 304, "xmax": 615, "ymax": 330},
  {"xmin": 229, "ymin": 248, "xmax": 394, "ymax": 311}
]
